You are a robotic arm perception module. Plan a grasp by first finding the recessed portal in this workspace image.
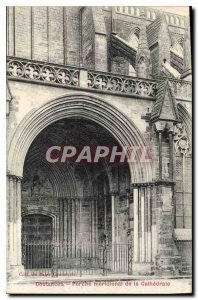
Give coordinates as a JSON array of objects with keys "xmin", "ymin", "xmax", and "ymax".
[{"xmin": 21, "ymin": 117, "xmax": 131, "ymax": 273}]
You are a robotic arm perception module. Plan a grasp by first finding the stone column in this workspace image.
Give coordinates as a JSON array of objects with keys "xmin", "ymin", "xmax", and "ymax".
[
  {"xmin": 91, "ymin": 196, "xmax": 95, "ymax": 255},
  {"xmin": 115, "ymin": 193, "xmax": 119, "ymax": 245},
  {"xmin": 147, "ymin": 186, "xmax": 152, "ymax": 262},
  {"xmin": 158, "ymin": 131, "xmax": 163, "ymax": 179},
  {"xmin": 64, "ymin": 199, "xmax": 68, "ymax": 256},
  {"xmin": 59, "ymin": 199, "xmax": 64, "ymax": 243},
  {"xmin": 71, "ymin": 198, "xmax": 76, "ymax": 257},
  {"xmin": 145, "ymin": 186, "xmax": 148, "ymax": 262},
  {"xmin": 111, "ymin": 193, "xmax": 115, "ymax": 270},
  {"xmin": 138, "ymin": 188, "xmax": 142, "ymax": 261},
  {"xmin": 169, "ymin": 129, "xmax": 174, "ymax": 180},
  {"xmin": 16, "ymin": 177, "xmax": 22, "ymax": 266},
  {"xmin": 104, "ymin": 194, "xmax": 107, "ymax": 233},
  {"xmin": 67, "ymin": 198, "xmax": 72, "ymax": 257},
  {"xmin": 154, "ymin": 122, "xmax": 181, "ymax": 275},
  {"xmin": 78, "ymin": 198, "xmax": 82, "ymax": 244},
  {"xmin": 141, "ymin": 187, "xmax": 145, "ymax": 262},
  {"xmin": 133, "ymin": 188, "xmax": 139, "ymax": 262},
  {"xmin": 125, "ymin": 188, "xmax": 132, "ymax": 274},
  {"xmin": 151, "ymin": 185, "xmax": 157, "ymax": 262},
  {"xmin": 7, "ymin": 174, "xmax": 24, "ymax": 281},
  {"xmin": 95, "ymin": 196, "xmax": 98, "ymax": 255}
]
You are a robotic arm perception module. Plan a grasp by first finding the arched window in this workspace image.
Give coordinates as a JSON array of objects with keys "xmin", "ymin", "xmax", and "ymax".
[
  {"xmin": 128, "ymin": 28, "xmax": 140, "ymax": 51},
  {"xmin": 166, "ymin": 15, "xmax": 169, "ymax": 23}
]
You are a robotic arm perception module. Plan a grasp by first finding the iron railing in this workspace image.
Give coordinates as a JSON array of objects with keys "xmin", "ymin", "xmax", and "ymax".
[{"xmin": 22, "ymin": 240, "xmax": 132, "ymax": 276}]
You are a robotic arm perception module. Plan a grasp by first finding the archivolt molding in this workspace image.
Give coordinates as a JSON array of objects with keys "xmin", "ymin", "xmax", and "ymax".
[{"xmin": 7, "ymin": 93, "xmax": 153, "ymax": 183}]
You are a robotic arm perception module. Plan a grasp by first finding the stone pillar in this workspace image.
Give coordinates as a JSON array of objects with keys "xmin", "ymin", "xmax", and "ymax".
[
  {"xmin": 67, "ymin": 198, "xmax": 72, "ymax": 257},
  {"xmin": 78, "ymin": 198, "xmax": 81, "ymax": 244},
  {"xmin": 115, "ymin": 194, "xmax": 119, "ymax": 245},
  {"xmin": 95, "ymin": 196, "xmax": 98, "ymax": 251},
  {"xmin": 151, "ymin": 185, "xmax": 157, "ymax": 262},
  {"xmin": 104, "ymin": 194, "xmax": 107, "ymax": 233},
  {"xmin": 133, "ymin": 188, "xmax": 139, "ymax": 262},
  {"xmin": 90, "ymin": 196, "xmax": 95, "ymax": 255},
  {"xmin": 127, "ymin": 188, "xmax": 133, "ymax": 275},
  {"xmin": 169, "ymin": 129, "xmax": 174, "ymax": 180},
  {"xmin": 7, "ymin": 174, "xmax": 24, "ymax": 281},
  {"xmin": 154, "ymin": 123, "xmax": 181, "ymax": 275},
  {"xmin": 138, "ymin": 188, "xmax": 142, "ymax": 261},
  {"xmin": 158, "ymin": 131, "xmax": 163, "ymax": 179},
  {"xmin": 71, "ymin": 198, "xmax": 76, "ymax": 257},
  {"xmin": 64, "ymin": 199, "xmax": 68, "ymax": 256},
  {"xmin": 141, "ymin": 188, "xmax": 145, "ymax": 262},
  {"xmin": 147, "ymin": 186, "xmax": 152, "ymax": 262},
  {"xmin": 145, "ymin": 187, "xmax": 148, "ymax": 262},
  {"xmin": 111, "ymin": 193, "xmax": 115, "ymax": 269},
  {"xmin": 59, "ymin": 199, "xmax": 64, "ymax": 243}
]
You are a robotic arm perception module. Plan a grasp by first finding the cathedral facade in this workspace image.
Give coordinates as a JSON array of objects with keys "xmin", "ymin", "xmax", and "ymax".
[{"xmin": 6, "ymin": 6, "xmax": 192, "ymax": 281}]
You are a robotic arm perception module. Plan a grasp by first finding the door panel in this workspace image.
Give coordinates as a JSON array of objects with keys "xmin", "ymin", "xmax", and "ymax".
[{"xmin": 22, "ymin": 214, "xmax": 53, "ymax": 268}]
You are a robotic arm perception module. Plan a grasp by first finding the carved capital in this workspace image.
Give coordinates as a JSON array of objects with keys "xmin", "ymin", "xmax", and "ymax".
[
  {"xmin": 7, "ymin": 173, "xmax": 23, "ymax": 181},
  {"xmin": 154, "ymin": 121, "xmax": 166, "ymax": 132}
]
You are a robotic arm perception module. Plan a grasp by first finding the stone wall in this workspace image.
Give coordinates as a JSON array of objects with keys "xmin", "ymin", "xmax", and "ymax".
[
  {"xmin": 7, "ymin": 6, "xmax": 80, "ymax": 66},
  {"xmin": 7, "ymin": 6, "xmax": 186, "ymax": 75}
]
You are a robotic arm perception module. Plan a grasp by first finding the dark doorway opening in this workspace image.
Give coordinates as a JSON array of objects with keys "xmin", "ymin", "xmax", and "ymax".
[{"xmin": 22, "ymin": 214, "xmax": 53, "ymax": 268}]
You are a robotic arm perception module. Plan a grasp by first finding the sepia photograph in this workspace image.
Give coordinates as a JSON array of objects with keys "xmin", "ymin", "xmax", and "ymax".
[{"xmin": 5, "ymin": 4, "xmax": 192, "ymax": 294}]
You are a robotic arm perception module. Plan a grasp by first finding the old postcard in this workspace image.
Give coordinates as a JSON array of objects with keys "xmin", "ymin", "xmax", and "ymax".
[{"xmin": 6, "ymin": 6, "xmax": 192, "ymax": 294}]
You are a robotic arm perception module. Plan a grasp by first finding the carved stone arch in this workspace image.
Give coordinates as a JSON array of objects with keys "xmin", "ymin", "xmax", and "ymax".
[
  {"xmin": 128, "ymin": 27, "xmax": 140, "ymax": 39},
  {"xmin": 8, "ymin": 93, "xmax": 153, "ymax": 183},
  {"xmin": 128, "ymin": 27, "xmax": 140, "ymax": 50}
]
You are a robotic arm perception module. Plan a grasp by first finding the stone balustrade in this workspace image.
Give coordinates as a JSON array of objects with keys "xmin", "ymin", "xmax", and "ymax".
[{"xmin": 7, "ymin": 56, "xmax": 191, "ymax": 100}]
